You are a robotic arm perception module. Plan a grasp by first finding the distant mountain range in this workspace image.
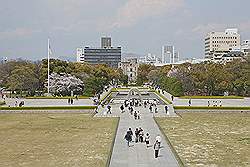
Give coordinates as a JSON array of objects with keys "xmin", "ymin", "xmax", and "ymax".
[{"xmin": 57, "ymin": 56, "xmax": 76, "ymax": 62}]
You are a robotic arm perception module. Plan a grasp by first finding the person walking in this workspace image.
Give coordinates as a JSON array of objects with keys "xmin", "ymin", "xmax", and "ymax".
[
  {"xmin": 171, "ymin": 95, "xmax": 174, "ymax": 101},
  {"xmin": 139, "ymin": 128, "xmax": 144, "ymax": 143},
  {"xmin": 68, "ymin": 98, "xmax": 70, "ymax": 105},
  {"xmin": 137, "ymin": 111, "xmax": 141, "ymax": 119},
  {"xmin": 188, "ymin": 99, "xmax": 191, "ymax": 106},
  {"xmin": 120, "ymin": 104, "xmax": 125, "ymax": 113},
  {"xmin": 124, "ymin": 131, "xmax": 132, "ymax": 147},
  {"xmin": 149, "ymin": 105, "xmax": 152, "ymax": 113},
  {"xmin": 165, "ymin": 105, "xmax": 168, "ymax": 114},
  {"xmin": 71, "ymin": 98, "xmax": 74, "ymax": 105},
  {"xmin": 155, "ymin": 134, "xmax": 161, "ymax": 147},
  {"xmin": 124, "ymin": 128, "xmax": 133, "ymax": 147},
  {"xmin": 208, "ymin": 100, "xmax": 210, "ymax": 107},
  {"xmin": 107, "ymin": 105, "xmax": 112, "ymax": 114},
  {"xmin": 219, "ymin": 100, "xmax": 222, "ymax": 107},
  {"xmin": 155, "ymin": 107, "xmax": 158, "ymax": 113},
  {"xmin": 145, "ymin": 133, "xmax": 150, "ymax": 148},
  {"xmin": 154, "ymin": 140, "xmax": 161, "ymax": 158},
  {"xmin": 134, "ymin": 111, "xmax": 137, "ymax": 120},
  {"xmin": 144, "ymin": 101, "xmax": 147, "ymax": 108},
  {"xmin": 135, "ymin": 128, "xmax": 139, "ymax": 143}
]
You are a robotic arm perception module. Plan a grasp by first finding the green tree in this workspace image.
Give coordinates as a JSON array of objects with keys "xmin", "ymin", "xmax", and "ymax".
[
  {"xmin": 137, "ymin": 64, "xmax": 155, "ymax": 85},
  {"xmin": 7, "ymin": 65, "xmax": 39, "ymax": 96}
]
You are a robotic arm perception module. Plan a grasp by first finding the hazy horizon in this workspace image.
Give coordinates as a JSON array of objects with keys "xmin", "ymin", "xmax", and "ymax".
[{"xmin": 1, "ymin": 0, "xmax": 250, "ymax": 61}]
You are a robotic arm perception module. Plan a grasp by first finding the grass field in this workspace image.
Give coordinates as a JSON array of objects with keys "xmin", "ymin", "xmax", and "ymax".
[
  {"xmin": 0, "ymin": 113, "xmax": 118, "ymax": 167},
  {"xmin": 156, "ymin": 113, "xmax": 250, "ymax": 167}
]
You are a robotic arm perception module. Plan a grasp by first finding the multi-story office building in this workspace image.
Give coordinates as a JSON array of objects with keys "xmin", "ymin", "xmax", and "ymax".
[
  {"xmin": 174, "ymin": 51, "xmax": 180, "ymax": 62},
  {"xmin": 241, "ymin": 40, "xmax": 250, "ymax": 56},
  {"xmin": 76, "ymin": 48, "xmax": 84, "ymax": 62},
  {"xmin": 101, "ymin": 37, "xmax": 112, "ymax": 48},
  {"xmin": 118, "ymin": 58, "xmax": 139, "ymax": 83},
  {"xmin": 162, "ymin": 45, "xmax": 180, "ymax": 64},
  {"xmin": 76, "ymin": 37, "xmax": 121, "ymax": 68},
  {"xmin": 205, "ymin": 28, "xmax": 241, "ymax": 61},
  {"xmin": 162, "ymin": 46, "xmax": 174, "ymax": 64},
  {"xmin": 84, "ymin": 47, "xmax": 121, "ymax": 68}
]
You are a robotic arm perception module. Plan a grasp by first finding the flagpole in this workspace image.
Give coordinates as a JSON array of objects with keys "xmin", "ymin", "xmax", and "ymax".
[{"xmin": 47, "ymin": 38, "xmax": 50, "ymax": 94}]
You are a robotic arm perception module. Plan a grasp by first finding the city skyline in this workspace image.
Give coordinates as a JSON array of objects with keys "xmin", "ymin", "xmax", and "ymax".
[{"xmin": 1, "ymin": 0, "xmax": 250, "ymax": 61}]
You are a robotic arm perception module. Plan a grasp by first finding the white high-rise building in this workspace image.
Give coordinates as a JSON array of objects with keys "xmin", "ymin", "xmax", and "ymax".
[
  {"xmin": 205, "ymin": 28, "xmax": 241, "ymax": 61},
  {"xmin": 174, "ymin": 52, "xmax": 180, "ymax": 62},
  {"xmin": 76, "ymin": 48, "xmax": 84, "ymax": 62},
  {"xmin": 162, "ymin": 45, "xmax": 179, "ymax": 64},
  {"xmin": 241, "ymin": 40, "xmax": 250, "ymax": 56}
]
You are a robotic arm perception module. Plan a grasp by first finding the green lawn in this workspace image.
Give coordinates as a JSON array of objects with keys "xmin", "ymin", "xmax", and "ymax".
[
  {"xmin": 0, "ymin": 113, "xmax": 118, "ymax": 167},
  {"xmin": 156, "ymin": 113, "xmax": 250, "ymax": 167},
  {"xmin": 179, "ymin": 96, "xmax": 244, "ymax": 99}
]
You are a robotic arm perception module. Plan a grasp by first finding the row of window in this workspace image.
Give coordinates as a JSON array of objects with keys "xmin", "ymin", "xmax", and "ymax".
[
  {"xmin": 212, "ymin": 41, "xmax": 237, "ymax": 44},
  {"xmin": 212, "ymin": 44, "xmax": 237, "ymax": 47},
  {"xmin": 212, "ymin": 36, "xmax": 237, "ymax": 39}
]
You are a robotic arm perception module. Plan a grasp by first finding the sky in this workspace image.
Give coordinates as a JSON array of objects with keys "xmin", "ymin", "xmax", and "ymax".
[{"xmin": 0, "ymin": 0, "xmax": 250, "ymax": 61}]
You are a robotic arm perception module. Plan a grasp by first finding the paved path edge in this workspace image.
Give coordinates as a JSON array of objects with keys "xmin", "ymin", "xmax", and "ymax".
[
  {"xmin": 153, "ymin": 117, "xmax": 185, "ymax": 167},
  {"xmin": 106, "ymin": 117, "xmax": 120, "ymax": 167}
]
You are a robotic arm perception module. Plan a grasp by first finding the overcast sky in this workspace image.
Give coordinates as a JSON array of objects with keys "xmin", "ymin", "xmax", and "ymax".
[{"xmin": 1, "ymin": 0, "xmax": 250, "ymax": 61}]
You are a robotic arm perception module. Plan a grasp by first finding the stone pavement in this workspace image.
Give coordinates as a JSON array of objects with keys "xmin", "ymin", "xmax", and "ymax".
[
  {"xmin": 155, "ymin": 88, "xmax": 250, "ymax": 107},
  {"xmin": 96, "ymin": 105, "xmax": 179, "ymax": 167},
  {"xmin": 1, "ymin": 98, "xmax": 93, "ymax": 107},
  {"xmin": 173, "ymin": 98, "xmax": 250, "ymax": 107}
]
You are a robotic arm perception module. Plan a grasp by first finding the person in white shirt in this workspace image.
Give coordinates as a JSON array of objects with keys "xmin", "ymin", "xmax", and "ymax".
[{"xmin": 155, "ymin": 134, "xmax": 161, "ymax": 147}]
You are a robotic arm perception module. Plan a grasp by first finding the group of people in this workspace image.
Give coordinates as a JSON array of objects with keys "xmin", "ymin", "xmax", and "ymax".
[
  {"xmin": 124, "ymin": 127, "xmax": 162, "ymax": 158},
  {"xmin": 67, "ymin": 98, "xmax": 74, "ymax": 105},
  {"xmin": 208, "ymin": 100, "xmax": 222, "ymax": 107},
  {"xmin": 145, "ymin": 99, "xmax": 159, "ymax": 113},
  {"xmin": 188, "ymin": 99, "xmax": 223, "ymax": 107},
  {"xmin": 124, "ymin": 98, "xmax": 141, "ymax": 107}
]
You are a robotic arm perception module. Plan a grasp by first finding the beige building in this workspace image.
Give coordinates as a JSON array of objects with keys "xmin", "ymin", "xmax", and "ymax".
[
  {"xmin": 118, "ymin": 58, "xmax": 139, "ymax": 83},
  {"xmin": 205, "ymin": 29, "xmax": 241, "ymax": 61}
]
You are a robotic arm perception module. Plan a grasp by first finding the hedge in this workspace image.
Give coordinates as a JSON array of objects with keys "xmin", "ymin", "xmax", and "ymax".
[
  {"xmin": 0, "ymin": 106, "xmax": 97, "ymax": 110},
  {"xmin": 174, "ymin": 106, "xmax": 250, "ymax": 110}
]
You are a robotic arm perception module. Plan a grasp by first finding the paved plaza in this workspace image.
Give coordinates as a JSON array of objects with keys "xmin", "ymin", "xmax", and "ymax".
[
  {"xmin": 1, "ymin": 98, "xmax": 94, "ymax": 107},
  {"xmin": 96, "ymin": 104, "xmax": 179, "ymax": 167},
  {"xmin": 173, "ymin": 97, "xmax": 250, "ymax": 107},
  {"xmin": 156, "ymin": 88, "xmax": 250, "ymax": 107}
]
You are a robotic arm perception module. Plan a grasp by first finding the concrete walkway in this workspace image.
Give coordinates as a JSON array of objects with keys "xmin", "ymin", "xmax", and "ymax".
[
  {"xmin": 96, "ymin": 104, "xmax": 179, "ymax": 167},
  {"xmin": 155, "ymin": 88, "xmax": 250, "ymax": 107}
]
